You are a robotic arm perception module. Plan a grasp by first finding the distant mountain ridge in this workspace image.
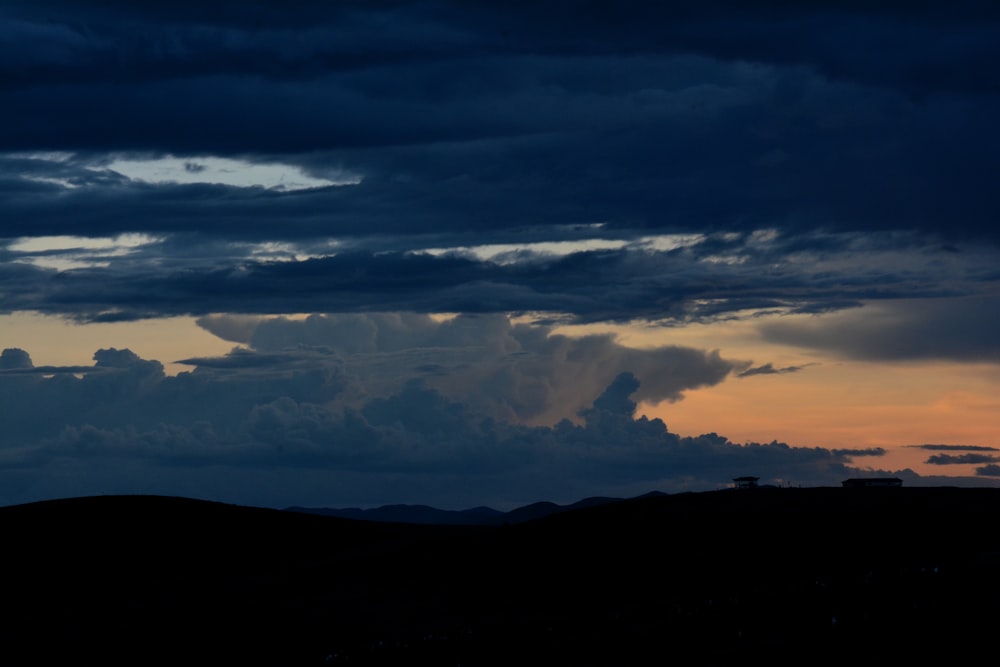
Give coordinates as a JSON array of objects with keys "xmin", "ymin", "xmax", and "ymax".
[{"xmin": 284, "ymin": 491, "xmax": 665, "ymax": 525}]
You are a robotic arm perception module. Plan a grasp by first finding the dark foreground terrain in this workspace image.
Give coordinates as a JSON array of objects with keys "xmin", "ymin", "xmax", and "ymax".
[{"xmin": 2, "ymin": 487, "xmax": 999, "ymax": 665}]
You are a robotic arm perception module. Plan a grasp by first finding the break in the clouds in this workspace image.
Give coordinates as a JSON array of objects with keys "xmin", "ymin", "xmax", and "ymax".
[{"xmin": 0, "ymin": 315, "xmax": 899, "ymax": 508}]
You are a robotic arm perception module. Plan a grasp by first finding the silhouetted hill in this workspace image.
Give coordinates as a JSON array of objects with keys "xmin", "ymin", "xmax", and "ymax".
[{"xmin": 2, "ymin": 487, "xmax": 1000, "ymax": 665}]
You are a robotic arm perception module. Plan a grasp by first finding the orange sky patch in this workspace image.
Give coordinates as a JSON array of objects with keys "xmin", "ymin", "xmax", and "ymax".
[{"xmin": 641, "ymin": 361, "xmax": 1000, "ymax": 478}]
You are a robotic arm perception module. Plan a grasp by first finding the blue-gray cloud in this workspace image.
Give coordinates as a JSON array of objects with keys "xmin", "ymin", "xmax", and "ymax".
[
  {"xmin": 738, "ymin": 362, "xmax": 815, "ymax": 378},
  {"xmin": 909, "ymin": 444, "xmax": 1000, "ymax": 452},
  {"xmin": 4, "ymin": 233, "xmax": 994, "ymax": 330},
  {"xmin": 758, "ymin": 296, "xmax": 1000, "ymax": 362},
  {"xmin": 1, "ymin": 2, "xmax": 998, "ymax": 341},
  {"xmin": 927, "ymin": 453, "xmax": 1000, "ymax": 466},
  {"xmin": 194, "ymin": 312, "xmax": 740, "ymax": 424},
  {"xmin": 0, "ymin": 341, "xmax": 913, "ymax": 509},
  {"xmin": 0, "ymin": 2, "xmax": 997, "ymax": 246}
]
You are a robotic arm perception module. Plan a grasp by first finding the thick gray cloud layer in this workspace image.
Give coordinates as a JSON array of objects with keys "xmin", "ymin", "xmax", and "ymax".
[{"xmin": 1, "ymin": 2, "xmax": 999, "ymax": 344}]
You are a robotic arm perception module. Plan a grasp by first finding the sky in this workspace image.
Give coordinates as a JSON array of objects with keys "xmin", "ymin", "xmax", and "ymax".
[{"xmin": 2, "ymin": 0, "xmax": 1000, "ymax": 510}]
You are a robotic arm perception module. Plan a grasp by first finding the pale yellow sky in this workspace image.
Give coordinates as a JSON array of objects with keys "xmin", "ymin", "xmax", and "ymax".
[
  {"xmin": 557, "ymin": 316, "xmax": 1000, "ymax": 478},
  {"xmin": 0, "ymin": 312, "xmax": 234, "ymax": 375}
]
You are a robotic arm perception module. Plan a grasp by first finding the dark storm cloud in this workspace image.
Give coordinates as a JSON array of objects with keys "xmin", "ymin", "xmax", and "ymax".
[
  {"xmin": 0, "ymin": 343, "xmax": 911, "ymax": 508},
  {"xmin": 3, "ymin": 76, "xmax": 997, "ymax": 242},
  {"xmin": 0, "ymin": 365, "xmax": 111, "ymax": 376},
  {"xmin": 174, "ymin": 348, "xmax": 328, "ymax": 371},
  {"xmin": 926, "ymin": 453, "xmax": 1000, "ymax": 466},
  {"xmin": 5, "ymin": 232, "xmax": 993, "ymax": 334},
  {"xmin": 737, "ymin": 362, "xmax": 814, "ymax": 378},
  {"xmin": 2, "ymin": 1, "xmax": 1000, "ymax": 506},
  {"xmin": 5, "ymin": 1, "xmax": 998, "ymax": 94},
  {"xmin": 0, "ymin": 347, "xmax": 135, "ymax": 375},
  {"xmin": 831, "ymin": 448, "xmax": 885, "ymax": 459},
  {"xmin": 0, "ymin": 346, "xmax": 344, "ymax": 447},
  {"xmin": 0, "ymin": 348, "xmax": 32, "ymax": 370},
  {"xmin": 909, "ymin": 444, "xmax": 1000, "ymax": 452},
  {"xmin": 0, "ymin": 1, "xmax": 998, "ymax": 248}
]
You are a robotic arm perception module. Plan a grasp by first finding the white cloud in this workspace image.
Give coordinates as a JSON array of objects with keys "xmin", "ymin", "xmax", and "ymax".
[
  {"xmin": 8, "ymin": 234, "xmax": 157, "ymax": 253},
  {"xmin": 98, "ymin": 155, "xmax": 360, "ymax": 191},
  {"xmin": 419, "ymin": 234, "xmax": 704, "ymax": 264},
  {"xmin": 6, "ymin": 234, "xmax": 161, "ymax": 272}
]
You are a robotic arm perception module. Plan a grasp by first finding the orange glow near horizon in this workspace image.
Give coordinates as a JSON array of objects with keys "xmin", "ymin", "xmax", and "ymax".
[
  {"xmin": 556, "ymin": 315, "xmax": 1000, "ymax": 481},
  {"xmin": 640, "ymin": 360, "xmax": 1000, "ymax": 479}
]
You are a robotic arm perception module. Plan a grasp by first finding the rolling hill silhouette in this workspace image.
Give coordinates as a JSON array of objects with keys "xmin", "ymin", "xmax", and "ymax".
[{"xmin": 1, "ymin": 487, "xmax": 999, "ymax": 664}]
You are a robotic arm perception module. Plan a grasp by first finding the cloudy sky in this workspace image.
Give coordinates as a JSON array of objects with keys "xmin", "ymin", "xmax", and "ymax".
[{"xmin": 2, "ymin": 1, "xmax": 999, "ymax": 509}]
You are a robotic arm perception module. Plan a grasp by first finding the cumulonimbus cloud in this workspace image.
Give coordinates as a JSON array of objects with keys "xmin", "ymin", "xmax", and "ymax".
[
  {"xmin": 195, "ymin": 312, "xmax": 741, "ymax": 424},
  {"xmin": 0, "ymin": 340, "xmax": 898, "ymax": 509}
]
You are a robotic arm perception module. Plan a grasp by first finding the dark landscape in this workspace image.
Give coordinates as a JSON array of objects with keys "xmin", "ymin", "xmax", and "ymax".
[{"xmin": 2, "ymin": 486, "xmax": 999, "ymax": 665}]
